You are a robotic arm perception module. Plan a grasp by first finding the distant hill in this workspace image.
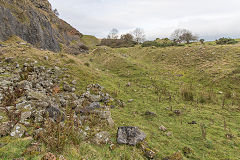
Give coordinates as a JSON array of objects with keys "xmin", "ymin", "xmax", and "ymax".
[{"xmin": 0, "ymin": 0, "xmax": 98, "ymax": 54}]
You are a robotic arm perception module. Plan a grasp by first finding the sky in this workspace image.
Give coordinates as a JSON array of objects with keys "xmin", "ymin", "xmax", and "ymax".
[{"xmin": 48, "ymin": 0, "xmax": 240, "ymax": 41}]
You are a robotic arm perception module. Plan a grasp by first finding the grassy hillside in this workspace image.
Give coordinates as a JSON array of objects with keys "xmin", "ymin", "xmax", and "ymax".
[
  {"xmin": 81, "ymin": 35, "xmax": 100, "ymax": 48},
  {"xmin": 0, "ymin": 38, "xmax": 240, "ymax": 160}
]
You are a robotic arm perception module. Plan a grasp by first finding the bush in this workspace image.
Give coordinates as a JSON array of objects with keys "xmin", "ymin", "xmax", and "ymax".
[
  {"xmin": 1, "ymin": 86, "xmax": 25, "ymax": 125},
  {"xmin": 100, "ymin": 38, "xmax": 137, "ymax": 48},
  {"xmin": 35, "ymin": 109, "xmax": 82, "ymax": 152},
  {"xmin": 141, "ymin": 41, "xmax": 159, "ymax": 47},
  {"xmin": 215, "ymin": 37, "xmax": 237, "ymax": 45},
  {"xmin": 142, "ymin": 38, "xmax": 184, "ymax": 48},
  {"xmin": 200, "ymin": 39, "xmax": 205, "ymax": 44}
]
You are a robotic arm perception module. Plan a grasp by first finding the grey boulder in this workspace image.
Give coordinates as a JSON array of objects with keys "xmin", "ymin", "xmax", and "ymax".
[
  {"xmin": 45, "ymin": 106, "xmax": 65, "ymax": 122},
  {"xmin": 117, "ymin": 126, "xmax": 146, "ymax": 146}
]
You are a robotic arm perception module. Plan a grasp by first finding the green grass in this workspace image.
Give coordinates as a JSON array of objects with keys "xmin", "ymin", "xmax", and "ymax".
[
  {"xmin": 0, "ymin": 39, "xmax": 240, "ymax": 159},
  {"xmin": 81, "ymin": 35, "xmax": 100, "ymax": 48},
  {"xmin": 0, "ymin": 137, "xmax": 43, "ymax": 160},
  {"xmin": 76, "ymin": 44, "xmax": 240, "ymax": 159}
]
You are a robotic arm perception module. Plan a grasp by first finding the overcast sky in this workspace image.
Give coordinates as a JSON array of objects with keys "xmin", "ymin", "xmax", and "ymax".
[{"xmin": 49, "ymin": 0, "xmax": 240, "ymax": 41}]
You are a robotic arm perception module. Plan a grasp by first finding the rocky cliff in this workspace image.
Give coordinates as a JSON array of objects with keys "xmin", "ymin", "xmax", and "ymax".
[{"xmin": 0, "ymin": 0, "xmax": 88, "ymax": 54}]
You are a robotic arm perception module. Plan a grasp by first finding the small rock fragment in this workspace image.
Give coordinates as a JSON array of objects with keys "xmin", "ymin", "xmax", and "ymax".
[
  {"xmin": 138, "ymin": 142, "xmax": 156, "ymax": 159},
  {"xmin": 182, "ymin": 146, "xmax": 194, "ymax": 156},
  {"xmin": 93, "ymin": 131, "xmax": 110, "ymax": 144},
  {"xmin": 128, "ymin": 99, "xmax": 134, "ymax": 103},
  {"xmin": 44, "ymin": 56, "xmax": 49, "ymax": 60},
  {"xmin": 110, "ymin": 105, "xmax": 116, "ymax": 109},
  {"xmin": 225, "ymin": 133, "xmax": 234, "ymax": 139},
  {"xmin": 27, "ymin": 91, "xmax": 47, "ymax": 100},
  {"xmin": 10, "ymin": 124, "xmax": 27, "ymax": 138},
  {"xmin": 109, "ymin": 143, "xmax": 116, "ymax": 150},
  {"xmin": 166, "ymin": 131, "xmax": 172, "ymax": 137},
  {"xmin": 5, "ymin": 57, "xmax": 13, "ymax": 63},
  {"xmin": 0, "ymin": 68, "xmax": 5, "ymax": 73},
  {"xmin": 20, "ymin": 110, "xmax": 32, "ymax": 122},
  {"xmin": 71, "ymin": 80, "xmax": 77, "ymax": 85},
  {"xmin": 159, "ymin": 125, "xmax": 167, "ymax": 132},
  {"xmin": 188, "ymin": 121, "xmax": 197, "ymax": 124},
  {"xmin": 144, "ymin": 111, "xmax": 156, "ymax": 116},
  {"xmin": 17, "ymin": 80, "xmax": 32, "ymax": 90},
  {"xmin": 59, "ymin": 155, "xmax": 66, "ymax": 160},
  {"xmin": 63, "ymin": 83, "xmax": 75, "ymax": 92},
  {"xmin": 0, "ymin": 122, "xmax": 11, "ymax": 137},
  {"xmin": 173, "ymin": 110, "xmax": 181, "ymax": 116},
  {"xmin": 41, "ymin": 152, "xmax": 56, "ymax": 160}
]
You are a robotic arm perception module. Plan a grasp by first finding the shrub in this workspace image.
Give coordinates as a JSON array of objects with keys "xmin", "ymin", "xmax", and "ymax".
[
  {"xmin": 215, "ymin": 37, "xmax": 237, "ymax": 45},
  {"xmin": 180, "ymin": 85, "xmax": 194, "ymax": 101},
  {"xmin": 1, "ymin": 86, "xmax": 25, "ymax": 127},
  {"xmin": 120, "ymin": 33, "xmax": 134, "ymax": 42},
  {"xmin": 141, "ymin": 41, "xmax": 159, "ymax": 47},
  {"xmin": 100, "ymin": 38, "xmax": 137, "ymax": 48},
  {"xmin": 142, "ymin": 38, "xmax": 184, "ymax": 48},
  {"xmin": 35, "ymin": 108, "xmax": 82, "ymax": 152},
  {"xmin": 200, "ymin": 39, "xmax": 205, "ymax": 44},
  {"xmin": 156, "ymin": 38, "xmax": 176, "ymax": 46}
]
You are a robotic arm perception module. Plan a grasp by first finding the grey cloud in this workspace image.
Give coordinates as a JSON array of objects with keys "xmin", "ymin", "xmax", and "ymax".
[{"xmin": 49, "ymin": 0, "xmax": 240, "ymax": 40}]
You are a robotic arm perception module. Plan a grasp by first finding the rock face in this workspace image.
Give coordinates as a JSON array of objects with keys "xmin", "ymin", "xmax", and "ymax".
[
  {"xmin": 0, "ymin": 0, "xmax": 88, "ymax": 54},
  {"xmin": 117, "ymin": 126, "xmax": 146, "ymax": 146}
]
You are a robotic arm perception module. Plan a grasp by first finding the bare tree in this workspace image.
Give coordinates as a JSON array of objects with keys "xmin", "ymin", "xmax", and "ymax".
[
  {"xmin": 107, "ymin": 28, "xmax": 119, "ymax": 39},
  {"xmin": 171, "ymin": 29, "xmax": 184, "ymax": 43},
  {"xmin": 132, "ymin": 28, "xmax": 146, "ymax": 43},
  {"xmin": 171, "ymin": 29, "xmax": 198, "ymax": 44},
  {"xmin": 180, "ymin": 32, "xmax": 198, "ymax": 44}
]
